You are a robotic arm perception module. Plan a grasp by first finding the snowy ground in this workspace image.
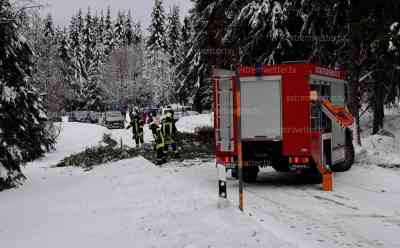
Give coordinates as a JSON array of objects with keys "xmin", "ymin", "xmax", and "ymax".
[
  {"xmin": 1, "ymin": 113, "xmax": 400, "ymax": 247},
  {"xmin": 175, "ymin": 113, "xmax": 213, "ymax": 133},
  {"xmin": 0, "ymin": 119, "xmax": 293, "ymax": 248},
  {"xmin": 358, "ymin": 107, "xmax": 400, "ymax": 167}
]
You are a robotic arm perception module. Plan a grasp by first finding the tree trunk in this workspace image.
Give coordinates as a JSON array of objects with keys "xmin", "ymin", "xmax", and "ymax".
[
  {"xmin": 372, "ymin": 70, "xmax": 385, "ymax": 134},
  {"xmin": 349, "ymin": 71, "xmax": 362, "ymax": 146},
  {"xmin": 347, "ymin": 42, "xmax": 362, "ymax": 146},
  {"xmin": 347, "ymin": 18, "xmax": 363, "ymax": 146},
  {"xmin": 194, "ymin": 89, "xmax": 203, "ymax": 113}
]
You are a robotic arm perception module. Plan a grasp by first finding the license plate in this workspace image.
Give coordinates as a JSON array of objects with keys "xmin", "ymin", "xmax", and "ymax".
[{"xmin": 290, "ymin": 164, "xmax": 308, "ymax": 170}]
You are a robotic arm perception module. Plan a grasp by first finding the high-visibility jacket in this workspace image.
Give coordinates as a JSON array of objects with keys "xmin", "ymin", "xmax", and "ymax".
[
  {"xmin": 128, "ymin": 115, "xmax": 143, "ymax": 136},
  {"xmin": 152, "ymin": 128, "xmax": 164, "ymax": 149},
  {"xmin": 161, "ymin": 116, "xmax": 177, "ymax": 143}
]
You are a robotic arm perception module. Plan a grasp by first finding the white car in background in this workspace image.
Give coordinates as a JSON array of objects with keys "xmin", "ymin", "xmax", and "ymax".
[{"xmin": 101, "ymin": 111, "xmax": 125, "ymax": 129}]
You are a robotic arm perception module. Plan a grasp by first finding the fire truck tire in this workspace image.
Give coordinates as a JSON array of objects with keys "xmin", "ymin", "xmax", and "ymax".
[
  {"xmin": 272, "ymin": 157, "xmax": 290, "ymax": 172},
  {"xmin": 231, "ymin": 167, "xmax": 259, "ymax": 182},
  {"xmin": 231, "ymin": 168, "xmax": 238, "ymax": 179},
  {"xmin": 331, "ymin": 129, "xmax": 355, "ymax": 172},
  {"xmin": 243, "ymin": 166, "xmax": 259, "ymax": 183}
]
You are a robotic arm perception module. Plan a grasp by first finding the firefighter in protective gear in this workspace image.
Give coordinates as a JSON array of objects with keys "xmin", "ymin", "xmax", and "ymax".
[
  {"xmin": 127, "ymin": 109, "xmax": 144, "ymax": 148},
  {"xmin": 161, "ymin": 112, "xmax": 179, "ymax": 156},
  {"xmin": 149, "ymin": 121, "xmax": 166, "ymax": 165}
]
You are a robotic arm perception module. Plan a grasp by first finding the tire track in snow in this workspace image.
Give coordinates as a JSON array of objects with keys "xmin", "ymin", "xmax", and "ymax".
[{"xmin": 242, "ymin": 186, "xmax": 389, "ymax": 248}]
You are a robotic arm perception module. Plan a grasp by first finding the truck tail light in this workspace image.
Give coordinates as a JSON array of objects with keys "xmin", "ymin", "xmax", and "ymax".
[
  {"xmin": 224, "ymin": 157, "xmax": 230, "ymax": 163},
  {"xmin": 289, "ymin": 157, "xmax": 310, "ymax": 164},
  {"xmin": 217, "ymin": 156, "xmax": 232, "ymax": 167}
]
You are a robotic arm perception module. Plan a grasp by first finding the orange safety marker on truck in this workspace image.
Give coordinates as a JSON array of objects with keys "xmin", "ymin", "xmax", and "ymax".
[{"xmin": 320, "ymin": 97, "xmax": 354, "ymax": 129}]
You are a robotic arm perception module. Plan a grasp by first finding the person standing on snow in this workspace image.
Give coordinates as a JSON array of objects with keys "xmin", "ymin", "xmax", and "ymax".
[
  {"xmin": 161, "ymin": 111, "xmax": 179, "ymax": 157},
  {"xmin": 120, "ymin": 104, "xmax": 128, "ymax": 117},
  {"xmin": 126, "ymin": 107, "xmax": 144, "ymax": 148},
  {"xmin": 149, "ymin": 120, "xmax": 166, "ymax": 165}
]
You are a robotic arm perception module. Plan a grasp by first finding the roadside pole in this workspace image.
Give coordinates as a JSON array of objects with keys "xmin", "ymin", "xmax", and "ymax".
[
  {"xmin": 234, "ymin": 64, "xmax": 244, "ymax": 212},
  {"xmin": 217, "ymin": 161, "xmax": 228, "ymax": 199}
]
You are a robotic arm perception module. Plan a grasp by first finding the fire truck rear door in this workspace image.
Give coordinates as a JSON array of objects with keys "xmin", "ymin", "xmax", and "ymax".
[{"xmin": 240, "ymin": 76, "xmax": 282, "ymax": 140}]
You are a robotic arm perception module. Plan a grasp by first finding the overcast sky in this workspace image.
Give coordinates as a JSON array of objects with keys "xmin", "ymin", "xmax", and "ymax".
[{"xmin": 40, "ymin": 0, "xmax": 193, "ymax": 29}]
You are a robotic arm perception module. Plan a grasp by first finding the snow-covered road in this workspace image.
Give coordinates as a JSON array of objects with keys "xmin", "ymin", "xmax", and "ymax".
[
  {"xmin": 224, "ymin": 165, "xmax": 400, "ymax": 248},
  {"xmin": 1, "ymin": 114, "xmax": 400, "ymax": 248},
  {"xmin": 0, "ymin": 121, "xmax": 294, "ymax": 248},
  {"xmin": 0, "ymin": 157, "xmax": 296, "ymax": 248}
]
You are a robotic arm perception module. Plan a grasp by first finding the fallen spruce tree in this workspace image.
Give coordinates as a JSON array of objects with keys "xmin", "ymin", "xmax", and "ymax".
[{"xmin": 56, "ymin": 130, "xmax": 213, "ymax": 169}]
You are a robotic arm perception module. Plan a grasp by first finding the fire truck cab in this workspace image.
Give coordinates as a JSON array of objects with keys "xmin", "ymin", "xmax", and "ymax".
[{"xmin": 213, "ymin": 64, "xmax": 354, "ymax": 191}]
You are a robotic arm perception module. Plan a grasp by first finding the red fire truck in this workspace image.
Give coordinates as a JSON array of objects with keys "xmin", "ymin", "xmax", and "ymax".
[{"xmin": 213, "ymin": 64, "xmax": 355, "ymax": 191}]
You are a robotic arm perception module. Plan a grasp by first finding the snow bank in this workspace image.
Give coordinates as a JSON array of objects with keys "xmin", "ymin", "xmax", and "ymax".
[
  {"xmin": 176, "ymin": 113, "xmax": 213, "ymax": 133},
  {"xmin": 359, "ymin": 109, "xmax": 400, "ymax": 167},
  {"xmin": 360, "ymin": 134, "xmax": 400, "ymax": 166}
]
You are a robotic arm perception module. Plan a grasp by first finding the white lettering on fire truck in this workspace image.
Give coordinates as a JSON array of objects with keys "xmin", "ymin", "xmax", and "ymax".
[{"xmin": 315, "ymin": 66, "xmax": 341, "ymax": 78}]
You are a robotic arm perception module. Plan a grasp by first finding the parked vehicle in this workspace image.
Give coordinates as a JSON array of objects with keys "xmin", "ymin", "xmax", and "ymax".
[
  {"xmin": 102, "ymin": 111, "xmax": 125, "ymax": 129},
  {"xmin": 88, "ymin": 111, "xmax": 101, "ymax": 123},
  {"xmin": 66, "ymin": 112, "xmax": 75, "ymax": 122},
  {"xmin": 71, "ymin": 111, "xmax": 90, "ymax": 123},
  {"xmin": 47, "ymin": 112, "xmax": 62, "ymax": 122},
  {"xmin": 66, "ymin": 111, "xmax": 100, "ymax": 123},
  {"xmin": 213, "ymin": 64, "xmax": 355, "ymax": 191},
  {"xmin": 182, "ymin": 106, "xmax": 192, "ymax": 112},
  {"xmin": 186, "ymin": 110, "xmax": 200, "ymax": 116}
]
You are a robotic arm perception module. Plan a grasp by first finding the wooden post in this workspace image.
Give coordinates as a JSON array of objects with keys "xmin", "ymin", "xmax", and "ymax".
[{"xmin": 235, "ymin": 64, "xmax": 244, "ymax": 211}]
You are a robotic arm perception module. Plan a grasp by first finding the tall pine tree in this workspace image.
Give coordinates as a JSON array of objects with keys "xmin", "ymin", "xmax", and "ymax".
[
  {"xmin": 223, "ymin": 0, "xmax": 295, "ymax": 64},
  {"xmin": 167, "ymin": 5, "xmax": 182, "ymax": 65},
  {"xmin": 44, "ymin": 14, "xmax": 55, "ymax": 37},
  {"xmin": 166, "ymin": 5, "xmax": 183, "ymax": 103},
  {"xmin": 133, "ymin": 21, "xmax": 143, "ymax": 45},
  {"xmin": 179, "ymin": 0, "xmax": 231, "ymax": 111},
  {"xmin": 114, "ymin": 11, "xmax": 126, "ymax": 47},
  {"xmin": 125, "ymin": 10, "xmax": 134, "ymax": 46},
  {"xmin": 97, "ymin": 10, "xmax": 105, "ymax": 44},
  {"xmin": 83, "ymin": 8, "xmax": 95, "ymax": 70},
  {"xmin": 81, "ymin": 8, "xmax": 104, "ymax": 111},
  {"xmin": 176, "ymin": 16, "xmax": 193, "ymax": 105},
  {"xmin": 146, "ymin": 0, "xmax": 173, "ymax": 104},
  {"xmin": 0, "ymin": 0, "xmax": 55, "ymax": 190},
  {"xmin": 104, "ymin": 7, "xmax": 115, "ymax": 55},
  {"xmin": 147, "ymin": 0, "xmax": 167, "ymax": 51}
]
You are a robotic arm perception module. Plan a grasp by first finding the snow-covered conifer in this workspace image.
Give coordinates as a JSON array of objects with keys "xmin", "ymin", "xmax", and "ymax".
[{"xmin": 0, "ymin": 0, "xmax": 55, "ymax": 190}]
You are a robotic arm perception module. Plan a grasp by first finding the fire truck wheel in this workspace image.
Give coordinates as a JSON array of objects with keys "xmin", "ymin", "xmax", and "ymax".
[
  {"xmin": 272, "ymin": 157, "xmax": 290, "ymax": 172},
  {"xmin": 331, "ymin": 129, "xmax": 355, "ymax": 172},
  {"xmin": 231, "ymin": 168, "xmax": 238, "ymax": 179},
  {"xmin": 243, "ymin": 166, "xmax": 259, "ymax": 183},
  {"xmin": 231, "ymin": 167, "xmax": 259, "ymax": 182}
]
